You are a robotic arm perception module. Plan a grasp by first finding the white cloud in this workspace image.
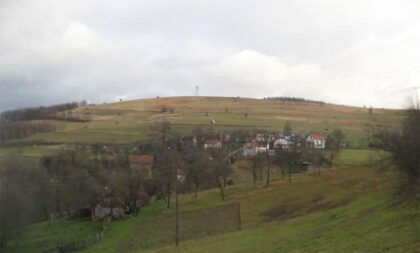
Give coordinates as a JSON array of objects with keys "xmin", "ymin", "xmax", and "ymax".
[{"xmin": 0, "ymin": 0, "xmax": 419, "ymax": 110}]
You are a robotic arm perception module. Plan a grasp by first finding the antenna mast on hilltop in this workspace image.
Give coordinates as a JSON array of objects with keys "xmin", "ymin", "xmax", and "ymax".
[{"xmin": 195, "ymin": 86, "xmax": 199, "ymax": 96}]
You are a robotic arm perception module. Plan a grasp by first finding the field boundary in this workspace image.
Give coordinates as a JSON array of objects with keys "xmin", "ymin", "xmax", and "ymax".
[{"xmin": 122, "ymin": 202, "xmax": 241, "ymax": 251}]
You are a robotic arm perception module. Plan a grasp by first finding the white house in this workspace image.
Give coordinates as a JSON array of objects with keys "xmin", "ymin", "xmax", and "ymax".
[
  {"xmin": 243, "ymin": 142, "xmax": 268, "ymax": 156},
  {"xmin": 274, "ymin": 138, "xmax": 290, "ymax": 149},
  {"xmin": 176, "ymin": 169, "xmax": 186, "ymax": 183},
  {"xmin": 306, "ymin": 133, "xmax": 326, "ymax": 149},
  {"xmin": 255, "ymin": 133, "xmax": 266, "ymax": 142},
  {"xmin": 204, "ymin": 139, "xmax": 222, "ymax": 149}
]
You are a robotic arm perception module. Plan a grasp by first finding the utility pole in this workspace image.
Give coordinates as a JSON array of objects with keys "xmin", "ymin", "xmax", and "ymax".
[
  {"xmin": 266, "ymin": 148, "xmax": 270, "ymax": 186},
  {"xmin": 175, "ymin": 177, "xmax": 179, "ymax": 247},
  {"xmin": 175, "ymin": 170, "xmax": 184, "ymax": 247}
]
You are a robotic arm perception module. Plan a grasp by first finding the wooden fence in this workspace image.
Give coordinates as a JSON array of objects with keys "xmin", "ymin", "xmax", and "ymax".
[{"xmin": 41, "ymin": 220, "xmax": 110, "ymax": 253}]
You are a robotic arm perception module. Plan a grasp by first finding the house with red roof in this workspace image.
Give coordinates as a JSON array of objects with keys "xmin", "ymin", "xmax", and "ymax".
[
  {"xmin": 129, "ymin": 154, "xmax": 154, "ymax": 178},
  {"xmin": 306, "ymin": 133, "xmax": 326, "ymax": 149}
]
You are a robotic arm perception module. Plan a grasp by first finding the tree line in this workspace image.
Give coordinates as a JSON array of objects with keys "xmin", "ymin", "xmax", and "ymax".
[
  {"xmin": 0, "ymin": 121, "xmax": 57, "ymax": 145},
  {"xmin": 0, "ymin": 130, "xmax": 235, "ymax": 250},
  {"xmin": 0, "ymin": 102, "xmax": 89, "ymax": 145},
  {"xmin": 0, "ymin": 147, "xmax": 136, "ymax": 250},
  {"xmin": 264, "ymin": 96, "xmax": 326, "ymax": 105},
  {"xmin": 372, "ymin": 97, "xmax": 419, "ymax": 195},
  {"xmin": 0, "ymin": 102, "xmax": 79, "ymax": 122}
]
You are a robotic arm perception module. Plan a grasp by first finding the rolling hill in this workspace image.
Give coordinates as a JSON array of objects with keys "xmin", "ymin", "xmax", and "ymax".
[
  {"xmin": 2, "ymin": 97, "xmax": 417, "ymax": 253},
  {"xmin": 0, "ymin": 96, "xmax": 404, "ymax": 159}
]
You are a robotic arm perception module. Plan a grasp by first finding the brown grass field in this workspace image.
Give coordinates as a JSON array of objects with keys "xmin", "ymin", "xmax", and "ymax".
[{"xmin": 15, "ymin": 96, "xmax": 404, "ymax": 144}]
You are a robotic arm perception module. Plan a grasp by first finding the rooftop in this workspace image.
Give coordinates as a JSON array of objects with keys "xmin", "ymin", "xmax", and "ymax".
[{"xmin": 129, "ymin": 154, "xmax": 154, "ymax": 164}]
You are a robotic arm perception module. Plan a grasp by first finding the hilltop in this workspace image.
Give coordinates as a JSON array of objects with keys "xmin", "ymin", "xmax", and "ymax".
[{"xmin": 0, "ymin": 96, "xmax": 403, "ymax": 159}]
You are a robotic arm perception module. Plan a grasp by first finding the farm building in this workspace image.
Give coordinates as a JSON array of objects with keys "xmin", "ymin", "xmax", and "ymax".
[
  {"xmin": 243, "ymin": 142, "xmax": 269, "ymax": 156},
  {"xmin": 306, "ymin": 133, "xmax": 326, "ymax": 149},
  {"xmin": 274, "ymin": 138, "xmax": 290, "ymax": 149},
  {"xmin": 255, "ymin": 133, "xmax": 267, "ymax": 142},
  {"xmin": 180, "ymin": 135, "xmax": 198, "ymax": 146},
  {"xmin": 129, "ymin": 154, "xmax": 154, "ymax": 178},
  {"xmin": 204, "ymin": 139, "xmax": 222, "ymax": 149},
  {"xmin": 90, "ymin": 191, "xmax": 128, "ymax": 221}
]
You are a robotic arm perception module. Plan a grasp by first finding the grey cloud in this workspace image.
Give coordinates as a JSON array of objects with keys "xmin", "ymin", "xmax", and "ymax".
[{"xmin": 1, "ymin": 0, "xmax": 419, "ymax": 111}]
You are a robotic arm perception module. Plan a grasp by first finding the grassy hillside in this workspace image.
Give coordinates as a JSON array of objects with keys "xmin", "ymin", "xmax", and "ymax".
[
  {"xmin": 4, "ymin": 97, "xmax": 404, "ymax": 145},
  {"xmin": 0, "ymin": 97, "xmax": 404, "ymax": 161},
  {"xmin": 143, "ymin": 191, "xmax": 418, "ymax": 253},
  {"xmin": 0, "ymin": 145, "xmax": 64, "ymax": 161},
  {"xmin": 6, "ymin": 219, "xmax": 101, "ymax": 253},
  {"xmin": 7, "ymin": 149, "xmax": 418, "ymax": 253},
  {"xmin": 2, "ymin": 97, "xmax": 414, "ymax": 253}
]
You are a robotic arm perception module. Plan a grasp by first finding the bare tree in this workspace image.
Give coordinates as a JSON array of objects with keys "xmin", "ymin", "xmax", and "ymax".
[
  {"xmin": 283, "ymin": 121, "xmax": 293, "ymax": 136},
  {"xmin": 186, "ymin": 150, "xmax": 209, "ymax": 198},
  {"xmin": 372, "ymin": 96, "xmax": 420, "ymax": 192},
  {"xmin": 111, "ymin": 171, "xmax": 146, "ymax": 216},
  {"xmin": 155, "ymin": 148, "xmax": 181, "ymax": 208},
  {"xmin": 207, "ymin": 150, "xmax": 232, "ymax": 201},
  {"xmin": 0, "ymin": 184, "xmax": 31, "ymax": 252},
  {"xmin": 150, "ymin": 120, "xmax": 171, "ymax": 145},
  {"xmin": 0, "ymin": 156, "xmax": 35, "ymax": 251},
  {"xmin": 275, "ymin": 147, "xmax": 302, "ymax": 184},
  {"xmin": 251, "ymin": 153, "xmax": 265, "ymax": 188},
  {"xmin": 266, "ymin": 151, "xmax": 271, "ymax": 186},
  {"xmin": 326, "ymin": 129, "xmax": 345, "ymax": 167}
]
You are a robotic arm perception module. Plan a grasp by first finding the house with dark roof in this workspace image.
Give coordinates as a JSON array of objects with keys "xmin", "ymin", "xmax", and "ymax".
[
  {"xmin": 180, "ymin": 135, "xmax": 198, "ymax": 147},
  {"xmin": 129, "ymin": 154, "xmax": 154, "ymax": 178},
  {"xmin": 89, "ymin": 191, "xmax": 128, "ymax": 221}
]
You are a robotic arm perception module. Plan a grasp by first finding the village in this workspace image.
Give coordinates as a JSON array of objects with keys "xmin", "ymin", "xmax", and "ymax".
[
  {"xmin": 87, "ymin": 127, "xmax": 336, "ymax": 222},
  {"xmin": 127, "ymin": 130, "xmax": 328, "ymax": 180},
  {"xmin": 2, "ymin": 0, "xmax": 418, "ymax": 250}
]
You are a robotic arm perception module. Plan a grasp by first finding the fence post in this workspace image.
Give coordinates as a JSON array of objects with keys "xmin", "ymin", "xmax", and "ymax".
[{"xmin": 236, "ymin": 202, "xmax": 241, "ymax": 230}]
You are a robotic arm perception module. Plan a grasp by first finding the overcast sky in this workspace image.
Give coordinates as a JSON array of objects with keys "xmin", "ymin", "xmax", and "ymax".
[{"xmin": 1, "ymin": 0, "xmax": 419, "ymax": 111}]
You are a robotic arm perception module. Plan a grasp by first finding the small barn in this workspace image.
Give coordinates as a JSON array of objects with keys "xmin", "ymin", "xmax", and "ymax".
[{"xmin": 90, "ymin": 192, "xmax": 128, "ymax": 221}]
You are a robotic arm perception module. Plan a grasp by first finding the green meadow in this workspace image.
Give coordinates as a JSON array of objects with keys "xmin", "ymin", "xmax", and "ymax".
[{"xmin": 6, "ymin": 149, "xmax": 419, "ymax": 253}]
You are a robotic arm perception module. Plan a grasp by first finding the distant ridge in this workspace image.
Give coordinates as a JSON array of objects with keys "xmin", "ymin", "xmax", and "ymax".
[{"xmin": 264, "ymin": 96, "xmax": 326, "ymax": 105}]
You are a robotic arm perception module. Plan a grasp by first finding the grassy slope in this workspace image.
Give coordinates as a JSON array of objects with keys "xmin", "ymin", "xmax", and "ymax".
[
  {"xmin": 80, "ymin": 150, "xmax": 416, "ymax": 253},
  {"xmin": 2, "ymin": 97, "xmax": 413, "ymax": 253},
  {"xmin": 145, "ymin": 194, "xmax": 418, "ymax": 253},
  {"xmin": 6, "ymin": 219, "xmax": 101, "ymax": 253},
  {"xmin": 139, "ymin": 171, "xmax": 418, "ymax": 253},
  {"xmin": 0, "ymin": 97, "xmax": 403, "ymax": 161},
  {"xmin": 0, "ymin": 145, "xmax": 64, "ymax": 162},
  {"xmin": 7, "ymin": 150, "xmax": 419, "ymax": 253},
  {"xmin": 4, "ymin": 97, "xmax": 404, "ymax": 145}
]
